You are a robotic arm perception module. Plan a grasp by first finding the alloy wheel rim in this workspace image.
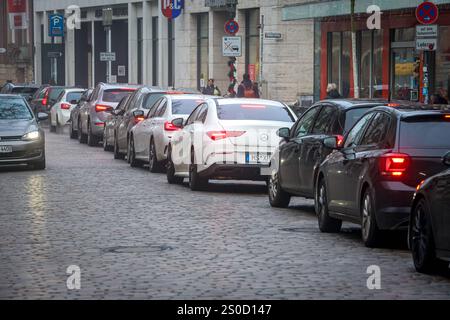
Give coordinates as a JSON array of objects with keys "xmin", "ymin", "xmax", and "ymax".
[
  {"xmin": 411, "ymin": 205, "xmax": 428, "ymax": 266},
  {"xmin": 362, "ymin": 195, "xmax": 371, "ymax": 240},
  {"xmin": 318, "ymin": 185, "xmax": 326, "ymax": 217},
  {"xmin": 269, "ymin": 175, "xmax": 278, "ymax": 199},
  {"xmin": 149, "ymin": 143, "xmax": 155, "ymax": 168}
]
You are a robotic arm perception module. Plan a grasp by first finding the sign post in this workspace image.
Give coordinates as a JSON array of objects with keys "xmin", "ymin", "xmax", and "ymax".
[
  {"xmin": 103, "ymin": 8, "xmax": 113, "ymax": 83},
  {"xmin": 222, "ymin": 36, "xmax": 242, "ymax": 57}
]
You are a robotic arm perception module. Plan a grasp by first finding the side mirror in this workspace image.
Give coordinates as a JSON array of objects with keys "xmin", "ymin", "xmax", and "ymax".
[
  {"xmin": 37, "ymin": 112, "xmax": 48, "ymax": 122},
  {"xmin": 277, "ymin": 127, "xmax": 290, "ymax": 140},
  {"xmin": 443, "ymin": 151, "xmax": 450, "ymax": 166},
  {"xmin": 324, "ymin": 136, "xmax": 340, "ymax": 149},
  {"xmin": 171, "ymin": 118, "xmax": 185, "ymax": 129},
  {"xmin": 133, "ymin": 110, "xmax": 145, "ymax": 118}
]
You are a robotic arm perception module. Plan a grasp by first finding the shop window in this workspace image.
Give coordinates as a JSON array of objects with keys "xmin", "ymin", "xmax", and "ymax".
[
  {"xmin": 328, "ymin": 31, "xmax": 351, "ymax": 98},
  {"xmin": 359, "ymin": 30, "xmax": 384, "ymax": 99},
  {"xmin": 391, "ymin": 48, "xmax": 420, "ymax": 101},
  {"xmin": 435, "ymin": 26, "xmax": 450, "ymax": 103},
  {"xmin": 245, "ymin": 9, "xmax": 260, "ymax": 82},
  {"xmin": 394, "ymin": 28, "xmax": 415, "ymax": 42},
  {"xmin": 197, "ymin": 13, "xmax": 209, "ymax": 91},
  {"xmin": 137, "ymin": 18, "xmax": 143, "ymax": 85}
]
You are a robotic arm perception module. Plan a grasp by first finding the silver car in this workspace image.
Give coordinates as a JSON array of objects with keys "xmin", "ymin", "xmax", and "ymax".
[
  {"xmin": 0, "ymin": 95, "xmax": 48, "ymax": 170},
  {"xmin": 78, "ymin": 83, "xmax": 139, "ymax": 146}
]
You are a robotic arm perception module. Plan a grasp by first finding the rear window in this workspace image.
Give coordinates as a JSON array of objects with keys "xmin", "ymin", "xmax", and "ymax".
[
  {"xmin": 400, "ymin": 119, "xmax": 450, "ymax": 149},
  {"xmin": 172, "ymin": 99, "xmax": 204, "ymax": 115},
  {"xmin": 49, "ymin": 88, "xmax": 64, "ymax": 102},
  {"xmin": 102, "ymin": 89, "xmax": 135, "ymax": 103},
  {"xmin": 217, "ymin": 104, "xmax": 295, "ymax": 122},
  {"xmin": 66, "ymin": 92, "xmax": 83, "ymax": 103},
  {"xmin": 11, "ymin": 87, "xmax": 38, "ymax": 96},
  {"xmin": 0, "ymin": 97, "xmax": 32, "ymax": 120},
  {"xmin": 344, "ymin": 108, "xmax": 373, "ymax": 133}
]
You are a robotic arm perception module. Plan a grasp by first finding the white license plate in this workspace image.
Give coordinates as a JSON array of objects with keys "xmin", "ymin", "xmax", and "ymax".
[
  {"xmin": 0, "ymin": 146, "xmax": 13, "ymax": 153},
  {"xmin": 247, "ymin": 153, "xmax": 271, "ymax": 164}
]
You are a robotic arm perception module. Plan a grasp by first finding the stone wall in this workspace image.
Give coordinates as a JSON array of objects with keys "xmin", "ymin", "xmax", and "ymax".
[{"xmin": 0, "ymin": 63, "xmax": 34, "ymax": 85}]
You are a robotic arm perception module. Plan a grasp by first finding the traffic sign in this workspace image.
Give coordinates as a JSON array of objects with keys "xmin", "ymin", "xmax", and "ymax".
[
  {"xmin": 100, "ymin": 52, "xmax": 116, "ymax": 62},
  {"xmin": 224, "ymin": 19, "xmax": 239, "ymax": 35},
  {"xmin": 47, "ymin": 52, "xmax": 63, "ymax": 58},
  {"xmin": 161, "ymin": 0, "xmax": 184, "ymax": 19},
  {"xmin": 49, "ymin": 14, "xmax": 64, "ymax": 37},
  {"xmin": 416, "ymin": 1, "xmax": 439, "ymax": 25},
  {"xmin": 223, "ymin": 36, "xmax": 242, "ymax": 57}
]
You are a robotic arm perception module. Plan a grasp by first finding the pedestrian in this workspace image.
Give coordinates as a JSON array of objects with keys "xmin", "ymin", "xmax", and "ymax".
[
  {"xmin": 202, "ymin": 79, "xmax": 221, "ymax": 96},
  {"xmin": 325, "ymin": 83, "xmax": 342, "ymax": 99},
  {"xmin": 237, "ymin": 74, "xmax": 259, "ymax": 98},
  {"xmin": 431, "ymin": 93, "xmax": 448, "ymax": 105}
]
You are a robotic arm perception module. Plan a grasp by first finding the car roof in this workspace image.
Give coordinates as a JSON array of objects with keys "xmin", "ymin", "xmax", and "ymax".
[
  {"xmin": 0, "ymin": 94, "xmax": 26, "ymax": 98},
  {"xmin": 165, "ymin": 94, "xmax": 208, "ymax": 100},
  {"xmin": 216, "ymin": 98, "xmax": 285, "ymax": 106},
  {"xmin": 317, "ymin": 99, "xmax": 389, "ymax": 109},
  {"xmin": 99, "ymin": 83, "xmax": 141, "ymax": 90},
  {"xmin": 371, "ymin": 105, "xmax": 450, "ymax": 119},
  {"xmin": 5, "ymin": 83, "xmax": 40, "ymax": 88}
]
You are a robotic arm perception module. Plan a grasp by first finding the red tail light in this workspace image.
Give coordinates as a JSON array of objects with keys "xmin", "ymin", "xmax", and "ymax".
[
  {"xmin": 164, "ymin": 121, "xmax": 181, "ymax": 131},
  {"xmin": 379, "ymin": 153, "xmax": 410, "ymax": 177},
  {"xmin": 134, "ymin": 115, "xmax": 145, "ymax": 124},
  {"xmin": 444, "ymin": 114, "xmax": 450, "ymax": 120},
  {"xmin": 95, "ymin": 104, "xmax": 112, "ymax": 113},
  {"xmin": 336, "ymin": 135, "xmax": 344, "ymax": 147},
  {"xmin": 207, "ymin": 131, "xmax": 246, "ymax": 141},
  {"xmin": 60, "ymin": 103, "xmax": 71, "ymax": 110},
  {"xmin": 42, "ymin": 89, "xmax": 49, "ymax": 106}
]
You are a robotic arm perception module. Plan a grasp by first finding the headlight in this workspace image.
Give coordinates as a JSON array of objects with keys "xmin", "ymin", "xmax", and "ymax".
[{"xmin": 22, "ymin": 131, "xmax": 40, "ymax": 141}]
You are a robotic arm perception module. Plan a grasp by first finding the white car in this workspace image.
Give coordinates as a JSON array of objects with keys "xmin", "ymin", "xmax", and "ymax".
[
  {"xmin": 50, "ymin": 88, "xmax": 85, "ymax": 132},
  {"xmin": 128, "ymin": 94, "xmax": 209, "ymax": 171},
  {"xmin": 166, "ymin": 98, "xmax": 297, "ymax": 190}
]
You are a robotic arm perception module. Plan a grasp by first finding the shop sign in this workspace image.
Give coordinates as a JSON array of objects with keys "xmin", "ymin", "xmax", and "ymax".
[
  {"xmin": 222, "ymin": 36, "xmax": 242, "ymax": 57},
  {"xmin": 205, "ymin": 0, "xmax": 237, "ymax": 8},
  {"xmin": 161, "ymin": 0, "xmax": 184, "ymax": 19},
  {"xmin": 7, "ymin": 0, "xmax": 28, "ymax": 30},
  {"xmin": 416, "ymin": 38, "xmax": 438, "ymax": 51}
]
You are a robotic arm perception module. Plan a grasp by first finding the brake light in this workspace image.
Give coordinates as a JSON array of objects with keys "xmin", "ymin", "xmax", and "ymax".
[
  {"xmin": 379, "ymin": 153, "xmax": 410, "ymax": 177},
  {"xmin": 134, "ymin": 115, "xmax": 145, "ymax": 124},
  {"xmin": 445, "ymin": 115, "xmax": 450, "ymax": 120},
  {"xmin": 207, "ymin": 131, "xmax": 246, "ymax": 141},
  {"xmin": 388, "ymin": 103, "xmax": 400, "ymax": 107},
  {"xmin": 164, "ymin": 121, "xmax": 181, "ymax": 131},
  {"xmin": 95, "ymin": 122, "xmax": 105, "ymax": 127},
  {"xmin": 42, "ymin": 89, "xmax": 49, "ymax": 106},
  {"xmin": 95, "ymin": 104, "xmax": 112, "ymax": 112},
  {"xmin": 60, "ymin": 103, "xmax": 71, "ymax": 110},
  {"xmin": 241, "ymin": 104, "xmax": 266, "ymax": 109},
  {"xmin": 336, "ymin": 135, "xmax": 344, "ymax": 147}
]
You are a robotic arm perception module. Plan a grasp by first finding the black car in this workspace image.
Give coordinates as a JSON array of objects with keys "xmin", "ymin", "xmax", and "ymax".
[
  {"xmin": 29, "ymin": 85, "xmax": 50, "ymax": 114},
  {"xmin": 269, "ymin": 100, "xmax": 386, "ymax": 208},
  {"xmin": 316, "ymin": 106, "xmax": 450, "ymax": 247},
  {"xmin": 409, "ymin": 152, "xmax": 450, "ymax": 273},
  {"xmin": 0, "ymin": 83, "xmax": 40, "ymax": 102}
]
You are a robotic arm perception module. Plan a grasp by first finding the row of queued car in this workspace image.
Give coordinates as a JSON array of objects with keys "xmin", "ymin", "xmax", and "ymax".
[{"xmin": 66, "ymin": 83, "xmax": 450, "ymax": 275}]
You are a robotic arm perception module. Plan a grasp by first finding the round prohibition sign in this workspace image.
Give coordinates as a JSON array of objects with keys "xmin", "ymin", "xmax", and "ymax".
[
  {"xmin": 416, "ymin": 1, "xmax": 439, "ymax": 25},
  {"xmin": 225, "ymin": 19, "xmax": 240, "ymax": 35}
]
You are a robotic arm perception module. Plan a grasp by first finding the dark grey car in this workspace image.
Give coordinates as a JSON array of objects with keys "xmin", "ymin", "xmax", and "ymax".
[
  {"xmin": 69, "ymin": 89, "xmax": 93, "ymax": 139},
  {"xmin": 0, "ymin": 95, "xmax": 48, "ymax": 170}
]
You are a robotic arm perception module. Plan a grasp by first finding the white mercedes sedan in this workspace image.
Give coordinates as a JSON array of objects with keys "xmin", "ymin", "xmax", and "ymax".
[{"xmin": 166, "ymin": 98, "xmax": 297, "ymax": 190}]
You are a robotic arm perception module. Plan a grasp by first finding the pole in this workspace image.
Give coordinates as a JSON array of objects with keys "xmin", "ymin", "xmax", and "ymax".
[
  {"xmin": 106, "ymin": 26, "xmax": 111, "ymax": 83},
  {"xmin": 351, "ymin": 0, "xmax": 359, "ymax": 98},
  {"xmin": 259, "ymin": 15, "xmax": 264, "ymax": 85}
]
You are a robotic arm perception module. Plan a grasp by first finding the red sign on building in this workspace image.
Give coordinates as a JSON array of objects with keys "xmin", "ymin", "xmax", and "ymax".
[
  {"xmin": 7, "ymin": 0, "xmax": 27, "ymax": 13},
  {"xmin": 7, "ymin": 0, "xmax": 28, "ymax": 30}
]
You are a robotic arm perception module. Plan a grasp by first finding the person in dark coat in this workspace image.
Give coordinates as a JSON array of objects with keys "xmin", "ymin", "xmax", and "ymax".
[
  {"xmin": 202, "ymin": 79, "xmax": 221, "ymax": 96},
  {"xmin": 237, "ymin": 74, "xmax": 259, "ymax": 98},
  {"xmin": 325, "ymin": 83, "xmax": 342, "ymax": 99}
]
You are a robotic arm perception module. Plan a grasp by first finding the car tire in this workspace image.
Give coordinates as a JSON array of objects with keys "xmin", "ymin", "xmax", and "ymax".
[
  {"xmin": 148, "ymin": 139, "xmax": 163, "ymax": 173},
  {"xmin": 31, "ymin": 154, "xmax": 46, "ymax": 170},
  {"xmin": 268, "ymin": 172, "xmax": 291, "ymax": 208},
  {"xmin": 189, "ymin": 150, "xmax": 208, "ymax": 191},
  {"xmin": 87, "ymin": 122, "xmax": 98, "ymax": 147},
  {"xmin": 78, "ymin": 120, "xmax": 87, "ymax": 144},
  {"xmin": 316, "ymin": 178, "xmax": 342, "ymax": 233},
  {"xmin": 361, "ymin": 188, "xmax": 383, "ymax": 248},
  {"xmin": 50, "ymin": 114, "xmax": 56, "ymax": 133},
  {"xmin": 166, "ymin": 148, "xmax": 184, "ymax": 185},
  {"xmin": 103, "ymin": 127, "xmax": 113, "ymax": 152},
  {"xmin": 128, "ymin": 137, "xmax": 140, "ymax": 168},
  {"xmin": 410, "ymin": 199, "xmax": 440, "ymax": 274},
  {"xmin": 70, "ymin": 119, "xmax": 77, "ymax": 139},
  {"xmin": 114, "ymin": 134, "xmax": 125, "ymax": 160}
]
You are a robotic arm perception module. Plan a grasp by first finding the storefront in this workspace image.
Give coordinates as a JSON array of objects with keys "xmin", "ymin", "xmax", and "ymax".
[{"xmin": 316, "ymin": 4, "xmax": 450, "ymax": 103}]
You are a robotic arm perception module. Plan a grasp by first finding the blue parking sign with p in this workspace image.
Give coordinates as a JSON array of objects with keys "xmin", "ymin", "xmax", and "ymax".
[{"xmin": 49, "ymin": 14, "xmax": 64, "ymax": 37}]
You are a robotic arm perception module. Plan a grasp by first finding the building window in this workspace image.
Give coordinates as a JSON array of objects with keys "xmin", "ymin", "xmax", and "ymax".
[
  {"xmin": 168, "ymin": 19, "xmax": 175, "ymax": 87},
  {"xmin": 197, "ymin": 13, "xmax": 209, "ymax": 91},
  {"xmin": 436, "ymin": 26, "xmax": 450, "ymax": 102},
  {"xmin": 152, "ymin": 16, "xmax": 159, "ymax": 86},
  {"xmin": 137, "ymin": 18, "xmax": 143, "ymax": 84},
  {"xmin": 328, "ymin": 31, "xmax": 351, "ymax": 98},
  {"xmin": 245, "ymin": 9, "xmax": 260, "ymax": 81},
  {"xmin": 359, "ymin": 29, "xmax": 383, "ymax": 98}
]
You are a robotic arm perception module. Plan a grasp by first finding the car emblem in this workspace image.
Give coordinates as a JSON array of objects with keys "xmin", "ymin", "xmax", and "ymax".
[{"xmin": 260, "ymin": 133, "xmax": 269, "ymax": 142}]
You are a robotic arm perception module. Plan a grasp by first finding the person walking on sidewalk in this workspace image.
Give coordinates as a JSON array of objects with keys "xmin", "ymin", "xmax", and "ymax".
[
  {"xmin": 202, "ymin": 79, "xmax": 221, "ymax": 96},
  {"xmin": 237, "ymin": 74, "xmax": 260, "ymax": 98}
]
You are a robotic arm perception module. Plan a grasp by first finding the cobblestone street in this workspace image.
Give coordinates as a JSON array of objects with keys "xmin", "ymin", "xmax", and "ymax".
[{"xmin": 1, "ymin": 129, "xmax": 450, "ymax": 300}]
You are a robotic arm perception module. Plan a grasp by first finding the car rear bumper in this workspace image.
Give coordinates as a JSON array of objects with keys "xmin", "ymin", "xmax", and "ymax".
[
  {"xmin": 374, "ymin": 181, "xmax": 416, "ymax": 230},
  {"xmin": 198, "ymin": 163, "xmax": 269, "ymax": 181}
]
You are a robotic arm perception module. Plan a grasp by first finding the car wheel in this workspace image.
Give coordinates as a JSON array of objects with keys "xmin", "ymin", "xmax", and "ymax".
[
  {"xmin": 166, "ymin": 148, "xmax": 184, "ymax": 185},
  {"xmin": 316, "ymin": 178, "xmax": 342, "ymax": 233},
  {"xmin": 114, "ymin": 134, "xmax": 125, "ymax": 160},
  {"xmin": 103, "ymin": 127, "xmax": 112, "ymax": 151},
  {"xmin": 78, "ymin": 120, "xmax": 87, "ymax": 144},
  {"xmin": 70, "ymin": 119, "xmax": 77, "ymax": 139},
  {"xmin": 148, "ymin": 139, "xmax": 163, "ymax": 173},
  {"xmin": 410, "ymin": 199, "xmax": 439, "ymax": 273},
  {"xmin": 361, "ymin": 188, "xmax": 382, "ymax": 248},
  {"xmin": 50, "ymin": 114, "xmax": 56, "ymax": 133},
  {"xmin": 189, "ymin": 150, "xmax": 208, "ymax": 191},
  {"xmin": 268, "ymin": 172, "xmax": 291, "ymax": 208},
  {"xmin": 128, "ymin": 137, "xmax": 140, "ymax": 168},
  {"xmin": 87, "ymin": 122, "xmax": 98, "ymax": 147}
]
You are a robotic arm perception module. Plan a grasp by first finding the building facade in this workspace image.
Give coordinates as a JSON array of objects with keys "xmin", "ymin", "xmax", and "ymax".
[{"xmin": 0, "ymin": 0, "xmax": 34, "ymax": 85}]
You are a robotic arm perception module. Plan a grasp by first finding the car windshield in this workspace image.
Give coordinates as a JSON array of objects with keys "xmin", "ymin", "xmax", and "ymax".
[
  {"xmin": 344, "ymin": 107, "xmax": 374, "ymax": 133},
  {"xmin": 400, "ymin": 119, "xmax": 450, "ymax": 149},
  {"xmin": 102, "ymin": 89, "xmax": 136, "ymax": 103},
  {"xmin": 172, "ymin": 99, "xmax": 204, "ymax": 115},
  {"xmin": 217, "ymin": 103, "xmax": 295, "ymax": 122},
  {"xmin": 143, "ymin": 93, "xmax": 165, "ymax": 109},
  {"xmin": 66, "ymin": 92, "xmax": 84, "ymax": 103},
  {"xmin": 0, "ymin": 97, "xmax": 33, "ymax": 120}
]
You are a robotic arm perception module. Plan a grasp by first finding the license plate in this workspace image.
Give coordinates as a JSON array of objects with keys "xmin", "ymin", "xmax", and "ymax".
[
  {"xmin": 0, "ymin": 146, "xmax": 13, "ymax": 153},
  {"xmin": 246, "ymin": 153, "xmax": 271, "ymax": 164}
]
